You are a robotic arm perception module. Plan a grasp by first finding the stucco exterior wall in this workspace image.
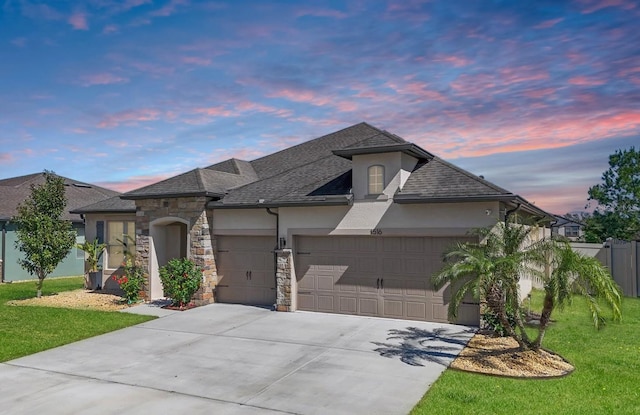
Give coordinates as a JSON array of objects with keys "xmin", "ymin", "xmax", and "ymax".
[
  {"xmin": 281, "ymin": 200, "xmax": 500, "ymax": 239},
  {"xmin": 350, "ymin": 152, "xmax": 418, "ymax": 199},
  {"xmin": 212, "ymin": 208, "xmax": 277, "ymax": 234}
]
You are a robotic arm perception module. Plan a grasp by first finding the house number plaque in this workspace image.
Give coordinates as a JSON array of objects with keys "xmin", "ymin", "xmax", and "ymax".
[{"xmin": 370, "ymin": 228, "xmax": 382, "ymax": 235}]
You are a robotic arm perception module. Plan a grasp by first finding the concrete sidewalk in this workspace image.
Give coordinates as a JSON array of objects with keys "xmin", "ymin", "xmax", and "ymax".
[{"xmin": 0, "ymin": 304, "xmax": 474, "ymax": 414}]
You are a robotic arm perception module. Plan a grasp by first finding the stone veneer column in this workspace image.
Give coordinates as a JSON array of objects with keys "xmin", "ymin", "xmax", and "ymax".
[
  {"xmin": 133, "ymin": 197, "xmax": 217, "ymax": 305},
  {"xmin": 275, "ymin": 249, "xmax": 296, "ymax": 312},
  {"xmin": 190, "ymin": 210, "xmax": 216, "ymax": 306}
]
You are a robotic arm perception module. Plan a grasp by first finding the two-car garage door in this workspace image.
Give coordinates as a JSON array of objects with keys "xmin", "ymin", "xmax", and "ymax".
[{"xmin": 295, "ymin": 236, "xmax": 479, "ymax": 325}]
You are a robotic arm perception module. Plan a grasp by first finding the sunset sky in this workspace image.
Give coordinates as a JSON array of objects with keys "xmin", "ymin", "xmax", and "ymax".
[{"xmin": 1, "ymin": 0, "xmax": 639, "ymax": 214}]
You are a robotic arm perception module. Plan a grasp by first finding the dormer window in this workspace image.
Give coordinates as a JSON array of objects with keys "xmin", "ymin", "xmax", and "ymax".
[{"xmin": 368, "ymin": 165, "xmax": 384, "ymax": 194}]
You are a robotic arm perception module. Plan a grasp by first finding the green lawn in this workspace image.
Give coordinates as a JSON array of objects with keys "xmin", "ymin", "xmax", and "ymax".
[
  {"xmin": 412, "ymin": 292, "xmax": 640, "ymax": 415},
  {"xmin": 0, "ymin": 277, "xmax": 155, "ymax": 362}
]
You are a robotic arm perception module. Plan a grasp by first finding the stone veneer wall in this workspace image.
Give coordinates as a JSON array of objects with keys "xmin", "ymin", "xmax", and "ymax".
[
  {"xmin": 275, "ymin": 249, "xmax": 296, "ymax": 312},
  {"xmin": 134, "ymin": 196, "xmax": 217, "ymax": 305}
]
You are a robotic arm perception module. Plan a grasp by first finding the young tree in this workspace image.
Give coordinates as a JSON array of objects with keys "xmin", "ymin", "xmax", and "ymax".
[
  {"xmin": 586, "ymin": 147, "xmax": 640, "ymax": 241},
  {"xmin": 13, "ymin": 171, "xmax": 76, "ymax": 297},
  {"xmin": 532, "ymin": 241, "xmax": 621, "ymax": 350}
]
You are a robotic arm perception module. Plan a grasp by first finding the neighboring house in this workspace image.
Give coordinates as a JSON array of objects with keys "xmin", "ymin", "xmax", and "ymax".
[
  {"xmin": 552, "ymin": 215, "xmax": 585, "ymax": 241},
  {"xmin": 0, "ymin": 173, "xmax": 120, "ymax": 282},
  {"xmin": 76, "ymin": 123, "xmax": 552, "ymax": 325}
]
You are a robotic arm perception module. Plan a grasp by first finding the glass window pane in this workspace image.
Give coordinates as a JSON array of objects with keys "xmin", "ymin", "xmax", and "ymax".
[{"xmin": 368, "ymin": 165, "xmax": 384, "ymax": 194}]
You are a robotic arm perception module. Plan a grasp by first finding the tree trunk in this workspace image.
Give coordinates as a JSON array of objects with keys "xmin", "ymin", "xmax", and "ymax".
[
  {"xmin": 36, "ymin": 278, "xmax": 44, "ymax": 298},
  {"xmin": 532, "ymin": 294, "xmax": 554, "ymax": 351},
  {"xmin": 486, "ymin": 283, "xmax": 529, "ymax": 350}
]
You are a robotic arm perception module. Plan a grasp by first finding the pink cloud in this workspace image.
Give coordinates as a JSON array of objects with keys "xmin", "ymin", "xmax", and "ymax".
[
  {"xmin": 417, "ymin": 110, "xmax": 640, "ymax": 158},
  {"xmin": 0, "ymin": 153, "xmax": 12, "ymax": 162},
  {"xmin": 533, "ymin": 18, "xmax": 564, "ymax": 29},
  {"xmin": 96, "ymin": 173, "xmax": 174, "ymax": 193},
  {"xmin": 267, "ymin": 87, "xmax": 358, "ymax": 112},
  {"xmin": 568, "ymin": 76, "xmax": 606, "ymax": 86},
  {"xmin": 68, "ymin": 12, "xmax": 89, "ymax": 30},
  {"xmin": 98, "ymin": 108, "xmax": 162, "ymax": 128},
  {"xmin": 102, "ymin": 24, "xmax": 119, "ymax": 34},
  {"xmin": 194, "ymin": 107, "xmax": 234, "ymax": 117},
  {"xmin": 181, "ymin": 56, "xmax": 212, "ymax": 66},
  {"xmin": 386, "ymin": 80, "xmax": 449, "ymax": 103},
  {"xmin": 432, "ymin": 54, "xmax": 471, "ymax": 67},
  {"xmin": 294, "ymin": 7, "xmax": 348, "ymax": 19},
  {"xmin": 498, "ymin": 66, "xmax": 549, "ymax": 85},
  {"xmin": 150, "ymin": 0, "xmax": 188, "ymax": 17},
  {"xmin": 523, "ymin": 88, "xmax": 556, "ymax": 99},
  {"xmin": 79, "ymin": 73, "xmax": 129, "ymax": 87},
  {"xmin": 579, "ymin": 0, "xmax": 637, "ymax": 14}
]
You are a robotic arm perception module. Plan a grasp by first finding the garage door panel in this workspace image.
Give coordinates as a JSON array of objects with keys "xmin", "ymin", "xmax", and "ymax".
[
  {"xmin": 216, "ymin": 236, "xmax": 275, "ymax": 306},
  {"xmin": 295, "ymin": 235, "xmax": 479, "ymax": 325},
  {"xmin": 318, "ymin": 295, "xmax": 336, "ymax": 312},
  {"xmin": 382, "ymin": 237, "xmax": 403, "ymax": 253},
  {"xmin": 382, "ymin": 299, "xmax": 403, "ymax": 318},
  {"xmin": 406, "ymin": 302, "xmax": 427, "ymax": 320},
  {"xmin": 358, "ymin": 297, "xmax": 378, "ymax": 315}
]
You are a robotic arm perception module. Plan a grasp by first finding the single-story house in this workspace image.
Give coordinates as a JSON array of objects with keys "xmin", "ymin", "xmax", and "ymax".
[
  {"xmin": 75, "ymin": 123, "xmax": 552, "ymax": 325},
  {"xmin": 0, "ymin": 173, "xmax": 119, "ymax": 282},
  {"xmin": 552, "ymin": 215, "xmax": 585, "ymax": 241}
]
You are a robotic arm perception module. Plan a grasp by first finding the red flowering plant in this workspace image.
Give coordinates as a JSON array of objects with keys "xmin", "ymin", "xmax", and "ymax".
[
  {"xmin": 159, "ymin": 258, "xmax": 202, "ymax": 309},
  {"xmin": 112, "ymin": 258, "xmax": 145, "ymax": 304}
]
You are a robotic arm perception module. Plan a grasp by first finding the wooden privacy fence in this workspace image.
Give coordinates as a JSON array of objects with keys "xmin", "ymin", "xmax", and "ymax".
[{"xmin": 571, "ymin": 240, "xmax": 639, "ymax": 297}]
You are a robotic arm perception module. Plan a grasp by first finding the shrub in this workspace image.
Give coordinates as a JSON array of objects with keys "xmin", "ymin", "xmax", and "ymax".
[
  {"xmin": 113, "ymin": 258, "xmax": 145, "ymax": 304},
  {"xmin": 159, "ymin": 258, "xmax": 202, "ymax": 308},
  {"xmin": 481, "ymin": 304, "xmax": 523, "ymax": 337}
]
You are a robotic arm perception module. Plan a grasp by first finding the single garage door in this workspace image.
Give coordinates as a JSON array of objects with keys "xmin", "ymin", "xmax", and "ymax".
[
  {"xmin": 295, "ymin": 236, "xmax": 479, "ymax": 325},
  {"xmin": 215, "ymin": 236, "xmax": 276, "ymax": 306}
]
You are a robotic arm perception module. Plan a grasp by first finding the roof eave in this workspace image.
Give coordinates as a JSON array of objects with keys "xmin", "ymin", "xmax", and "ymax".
[
  {"xmin": 70, "ymin": 209, "xmax": 137, "ymax": 214},
  {"xmin": 121, "ymin": 191, "xmax": 224, "ymax": 200},
  {"xmin": 208, "ymin": 196, "xmax": 352, "ymax": 209},
  {"xmin": 332, "ymin": 143, "xmax": 434, "ymax": 160},
  {"xmin": 393, "ymin": 194, "xmax": 516, "ymax": 204}
]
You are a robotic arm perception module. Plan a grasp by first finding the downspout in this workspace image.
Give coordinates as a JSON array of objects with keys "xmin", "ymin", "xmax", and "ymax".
[
  {"xmin": 505, "ymin": 203, "xmax": 521, "ymax": 224},
  {"xmin": 1, "ymin": 220, "xmax": 6, "ymax": 283},
  {"xmin": 266, "ymin": 208, "xmax": 279, "ymax": 308}
]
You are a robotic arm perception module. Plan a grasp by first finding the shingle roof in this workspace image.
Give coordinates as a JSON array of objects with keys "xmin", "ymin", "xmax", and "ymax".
[
  {"xmin": 121, "ymin": 168, "xmax": 255, "ymax": 199},
  {"xmin": 106, "ymin": 122, "xmax": 548, "ymax": 218},
  {"xmin": 71, "ymin": 195, "xmax": 135, "ymax": 214},
  {"xmin": 396, "ymin": 157, "xmax": 512, "ymax": 199},
  {"xmin": 0, "ymin": 173, "xmax": 120, "ymax": 221}
]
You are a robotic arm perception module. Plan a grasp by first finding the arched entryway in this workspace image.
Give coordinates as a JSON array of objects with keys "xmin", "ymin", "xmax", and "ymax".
[{"xmin": 149, "ymin": 217, "xmax": 189, "ymax": 299}]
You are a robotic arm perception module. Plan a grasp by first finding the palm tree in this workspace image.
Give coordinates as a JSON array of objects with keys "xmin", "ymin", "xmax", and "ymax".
[
  {"xmin": 434, "ymin": 219, "xmax": 623, "ymax": 352},
  {"xmin": 433, "ymin": 219, "xmax": 543, "ymax": 349},
  {"xmin": 532, "ymin": 241, "xmax": 622, "ymax": 351}
]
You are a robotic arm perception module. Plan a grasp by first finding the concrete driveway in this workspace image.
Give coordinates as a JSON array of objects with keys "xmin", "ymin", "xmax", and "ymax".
[{"xmin": 0, "ymin": 304, "xmax": 474, "ymax": 415}]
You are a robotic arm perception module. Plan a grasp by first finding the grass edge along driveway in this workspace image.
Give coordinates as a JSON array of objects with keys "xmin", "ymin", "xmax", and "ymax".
[
  {"xmin": 412, "ymin": 291, "xmax": 640, "ymax": 415},
  {"xmin": 0, "ymin": 277, "xmax": 155, "ymax": 362}
]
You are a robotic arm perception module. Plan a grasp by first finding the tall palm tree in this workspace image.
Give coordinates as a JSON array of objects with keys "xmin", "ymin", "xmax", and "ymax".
[
  {"xmin": 433, "ymin": 219, "xmax": 543, "ymax": 349},
  {"xmin": 532, "ymin": 241, "xmax": 622, "ymax": 351}
]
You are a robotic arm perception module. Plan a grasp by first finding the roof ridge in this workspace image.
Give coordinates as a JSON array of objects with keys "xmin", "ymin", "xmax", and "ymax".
[
  {"xmin": 249, "ymin": 122, "xmax": 376, "ymax": 165},
  {"xmin": 194, "ymin": 168, "xmax": 206, "ymax": 193},
  {"xmin": 431, "ymin": 156, "xmax": 512, "ymax": 194}
]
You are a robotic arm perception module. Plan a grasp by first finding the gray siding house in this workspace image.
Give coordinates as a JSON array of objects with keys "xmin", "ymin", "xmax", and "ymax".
[{"xmin": 0, "ymin": 173, "xmax": 119, "ymax": 282}]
